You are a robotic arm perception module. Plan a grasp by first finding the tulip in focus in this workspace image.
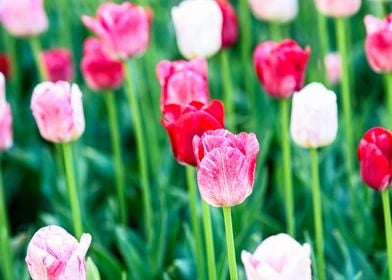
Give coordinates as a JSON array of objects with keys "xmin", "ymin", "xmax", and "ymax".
[
  {"xmin": 241, "ymin": 233, "xmax": 312, "ymax": 280},
  {"xmin": 31, "ymin": 81, "xmax": 85, "ymax": 143},
  {"xmin": 315, "ymin": 0, "xmax": 361, "ymax": 17},
  {"xmin": 290, "ymin": 82, "xmax": 338, "ymax": 148},
  {"xmin": 0, "ymin": 74, "xmax": 12, "ymax": 151},
  {"xmin": 171, "ymin": 0, "xmax": 223, "ymax": 59},
  {"xmin": 324, "ymin": 52, "xmax": 341, "ymax": 85},
  {"xmin": 254, "ymin": 39, "xmax": 310, "ymax": 98},
  {"xmin": 0, "ymin": 54, "xmax": 10, "ymax": 79},
  {"xmin": 216, "ymin": 0, "xmax": 239, "ymax": 48},
  {"xmin": 193, "ymin": 129, "xmax": 259, "ymax": 207},
  {"xmin": 41, "ymin": 48, "xmax": 73, "ymax": 82},
  {"xmin": 248, "ymin": 0, "xmax": 298, "ymax": 23},
  {"xmin": 25, "ymin": 225, "xmax": 91, "ymax": 280}
]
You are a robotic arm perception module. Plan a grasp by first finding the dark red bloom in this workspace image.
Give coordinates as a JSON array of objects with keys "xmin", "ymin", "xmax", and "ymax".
[
  {"xmin": 41, "ymin": 48, "xmax": 73, "ymax": 82},
  {"xmin": 216, "ymin": 0, "xmax": 238, "ymax": 48},
  {"xmin": 0, "ymin": 53, "xmax": 11, "ymax": 79}
]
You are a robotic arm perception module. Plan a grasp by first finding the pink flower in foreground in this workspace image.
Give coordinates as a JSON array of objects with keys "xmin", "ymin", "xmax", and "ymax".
[
  {"xmin": 216, "ymin": 0, "xmax": 239, "ymax": 48},
  {"xmin": 193, "ymin": 129, "xmax": 259, "ymax": 207},
  {"xmin": 315, "ymin": 0, "xmax": 361, "ymax": 17},
  {"xmin": 0, "ymin": 73, "xmax": 12, "ymax": 151},
  {"xmin": 25, "ymin": 225, "xmax": 91, "ymax": 280},
  {"xmin": 41, "ymin": 48, "xmax": 74, "ymax": 82},
  {"xmin": 241, "ymin": 233, "xmax": 312, "ymax": 280},
  {"xmin": 324, "ymin": 52, "xmax": 341, "ymax": 85},
  {"xmin": 31, "ymin": 81, "xmax": 85, "ymax": 143},
  {"xmin": 82, "ymin": 2, "xmax": 152, "ymax": 60}
]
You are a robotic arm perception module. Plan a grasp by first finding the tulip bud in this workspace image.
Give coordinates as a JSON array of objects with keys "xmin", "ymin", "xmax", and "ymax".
[
  {"xmin": 0, "ymin": 74, "xmax": 12, "ymax": 151},
  {"xmin": 324, "ymin": 52, "xmax": 341, "ymax": 85},
  {"xmin": 290, "ymin": 83, "xmax": 338, "ymax": 149},
  {"xmin": 41, "ymin": 48, "xmax": 74, "ymax": 82},
  {"xmin": 25, "ymin": 225, "xmax": 91, "ymax": 280},
  {"xmin": 171, "ymin": 0, "xmax": 223, "ymax": 59},
  {"xmin": 315, "ymin": 0, "xmax": 361, "ymax": 17},
  {"xmin": 249, "ymin": 0, "xmax": 298, "ymax": 23},
  {"xmin": 31, "ymin": 81, "xmax": 85, "ymax": 143},
  {"xmin": 241, "ymin": 233, "xmax": 312, "ymax": 280},
  {"xmin": 216, "ymin": 0, "xmax": 239, "ymax": 48},
  {"xmin": 193, "ymin": 129, "xmax": 259, "ymax": 207}
]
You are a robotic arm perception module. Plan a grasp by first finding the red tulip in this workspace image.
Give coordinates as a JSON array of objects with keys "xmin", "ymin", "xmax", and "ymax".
[
  {"xmin": 81, "ymin": 38, "xmax": 124, "ymax": 91},
  {"xmin": 216, "ymin": 0, "xmax": 238, "ymax": 48},
  {"xmin": 358, "ymin": 127, "xmax": 392, "ymax": 191},
  {"xmin": 0, "ymin": 54, "xmax": 10, "ymax": 79},
  {"xmin": 161, "ymin": 100, "xmax": 224, "ymax": 166},
  {"xmin": 253, "ymin": 39, "xmax": 310, "ymax": 98},
  {"xmin": 41, "ymin": 48, "xmax": 73, "ymax": 82}
]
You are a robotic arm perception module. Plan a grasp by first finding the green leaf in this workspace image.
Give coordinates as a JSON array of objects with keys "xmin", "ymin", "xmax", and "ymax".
[{"xmin": 86, "ymin": 257, "xmax": 101, "ymax": 280}]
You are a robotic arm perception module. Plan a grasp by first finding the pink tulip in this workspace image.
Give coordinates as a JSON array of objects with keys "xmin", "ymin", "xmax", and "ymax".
[
  {"xmin": 31, "ymin": 81, "xmax": 85, "ymax": 143},
  {"xmin": 0, "ymin": 73, "xmax": 12, "ymax": 151},
  {"xmin": 156, "ymin": 59, "xmax": 210, "ymax": 110},
  {"xmin": 315, "ymin": 0, "xmax": 361, "ymax": 17},
  {"xmin": 41, "ymin": 48, "xmax": 74, "ymax": 82},
  {"xmin": 249, "ymin": 0, "xmax": 298, "ymax": 23},
  {"xmin": 364, "ymin": 14, "xmax": 392, "ymax": 73},
  {"xmin": 241, "ymin": 233, "xmax": 312, "ymax": 280},
  {"xmin": 324, "ymin": 52, "xmax": 341, "ymax": 85},
  {"xmin": 0, "ymin": 0, "xmax": 48, "ymax": 37},
  {"xmin": 82, "ymin": 2, "xmax": 152, "ymax": 60},
  {"xmin": 193, "ymin": 129, "xmax": 259, "ymax": 207},
  {"xmin": 216, "ymin": 0, "xmax": 239, "ymax": 48},
  {"xmin": 81, "ymin": 38, "xmax": 125, "ymax": 91},
  {"xmin": 25, "ymin": 225, "xmax": 91, "ymax": 280}
]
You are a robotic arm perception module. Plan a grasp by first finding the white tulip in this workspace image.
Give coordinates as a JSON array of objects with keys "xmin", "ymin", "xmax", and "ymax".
[{"xmin": 249, "ymin": 0, "xmax": 298, "ymax": 23}]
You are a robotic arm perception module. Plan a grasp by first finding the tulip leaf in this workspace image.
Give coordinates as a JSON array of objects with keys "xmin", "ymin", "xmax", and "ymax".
[{"xmin": 86, "ymin": 257, "xmax": 101, "ymax": 280}]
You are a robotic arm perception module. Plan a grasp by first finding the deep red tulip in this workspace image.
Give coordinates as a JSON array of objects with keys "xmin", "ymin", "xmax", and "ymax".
[
  {"xmin": 253, "ymin": 39, "xmax": 310, "ymax": 98},
  {"xmin": 41, "ymin": 48, "xmax": 73, "ymax": 82},
  {"xmin": 216, "ymin": 0, "xmax": 238, "ymax": 48},
  {"xmin": 358, "ymin": 127, "xmax": 392, "ymax": 191},
  {"xmin": 0, "ymin": 54, "xmax": 10, "ymax": 79},
  {"xmin": 161, "ymin": 100, "xmax": 224, "ymax": 166}
]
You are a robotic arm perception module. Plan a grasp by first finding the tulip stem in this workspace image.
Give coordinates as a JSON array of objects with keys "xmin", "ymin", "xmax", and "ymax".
[
  {"xmin": 269, "ymin": 23, "xmax": 282, "ymax": 42},
  {"xmin": 220, "ymin": 50, "xmax": 235, "ymax": 132},
  {"xmin": 61, "ymin": 143, "xmax": 83, "ymax": 238},
  {"xmin": 279, "ymin": 98, "xmax": 295, "ymax": 237},
  {"xmin": 310, "ymin": 149, "xmax": 326, "ymax": 280},
  {"xmin": 3, "ymin": 33, "xmax": 20, "ymax": 102},
  {"xmin": 382, "ymin": 190, "xmax": 392, "ymax": 280},
  {"xmin": 104, "ymin": 91, "xmax": 127, "ymax": 226},
  {"xmin": 29, "ymin": 36, "xmax": 47, "ymax": 81},
  {"xmin": 185, "ymin": 166, "xmax": 206, "ymax": 279},
  {"xmin": 385, "ymin": 73, "xmax": 392, "ymax": 129},
  {"xmin": 222, "ymin": 207, "xmax": 238, "ymax": 280},
  {"xmin": 316, "ymin": 11, "xmax": 329, "ymax": 85},
  {"xmin": 202, "ymin": 200, "xmax": 217, "ymax": 280}
]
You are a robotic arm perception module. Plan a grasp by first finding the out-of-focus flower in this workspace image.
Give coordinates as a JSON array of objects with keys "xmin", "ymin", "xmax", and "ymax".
[
  {"xmin": 82, "ymin": 2, "xmax": 151, "ymax": 60},
  {"xmin": 216, "ymin": 0, "xmax": 238, "ymax": 48},
  {"xmin": 0, "ymin": 73, "xmax": 12, "ymax": 151},
  {"xmin": 290, "ymin": 82, "xmax": 338, "ymax": 149},
  {"xmin": 81, "ymin": 38, "xmax": 124, "ymax": 91},
  {"xmin": 193, "ymin": 129, "xmax": 259, "ymax": 207},
  {"xmin": 248, "ymin": 0, "xmax": 298, "ymax": 23},
  {"xmin": 31, "ymin": 81, "xmax": 85, "ymax": 143},
  {"xmin": 0, "ymin": 0, "xmax": 48, "ymax": 37},
  {"xmin": 315, "ymin": 0, "xmax": 361, "ymax": 17},
  {"xmin": 25, "ymin": 225, "xmax": 91, "ymax": 280},
  {"xmin": 241, "ymin": 233, "xmax": 312, "ymax": 280},
  {"xmin": 41, "ymin": 48, "xmax": 73, "ymax": 82},
  {"xmin": 0, "ymin": 54, "xmax": 10, "ymax": 79},
  {"xmin": 324, "ymin": 52, "xmax": 341, "ymax": 85},
  {"xmin": 254, "ymin": 39, "xmax": 310, "ymax": 98},
  {"xmin": 171, "ymin": 0, "xmax": 223, "ymax": 59}
]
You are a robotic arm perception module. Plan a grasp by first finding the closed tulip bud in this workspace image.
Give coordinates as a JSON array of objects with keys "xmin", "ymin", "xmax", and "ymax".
[
  {"xmin": 254, "ymin": 39, "xmax": 310, "ymax": 98},
  {"xmin": 315, "ymin": 0, "xmax": 361, "ymax": 17},
  {"xmin": 0, "ymin": 53, "xmax": 11, "ymax": 79},
  {"xmin": 241, "ymin": 233, "xmax": 312, "ymax": 280},
  {"xmin": 156, "ymin": 58, "xmax": 209, "ymax": 110},
  {"xmin": 358, "ymin": 127, "xmax": 392, "ymax": 191},
  {"xmin": 0, "ymin": 74, "xmax": 12, "ymax": 151},
  {"xmin": 31, "ymin": 81, "xmax": 85, "ymax": 143},
  {"xmin": 324, "ymin": 52, "xmax": 341, "ymax": 85},
  {"xmin": 82, "ymin": 2, "xmax": 152, "ymax": 60},
  {"xmin": 216, "ymin": 0, "xmax": 239, "ymax": 48},
  {"xmin": 81, "ymin": 38, "xmax": 124, "ymax": 91},
  {"xmin": 41, "ymin": 48, "xmax": 74, "ymax": 82},
  {"xmin": 290, "ymin": 83, "xmax": 338, "ymax": 149},
  {"xmin": 172, "ymin": 0, "xmax": 223, "ymax": 59},
  {"xmin": 25, "ymin": 225, "xmax": 91, "ymax": 280},
  {"xmin": 249, "ymin": 0, "xmax": 298, "ymax": 23},
  {"xmin": 193, "ymin": 129, "xmax": 259, "ymax": 207},
  {"xmin": 0, "ymin": 0, "xmax": 48, "ymax": 37},
  {"xmin": 364, "ymin": 14, "xmax": 392, "ymax": 73}
]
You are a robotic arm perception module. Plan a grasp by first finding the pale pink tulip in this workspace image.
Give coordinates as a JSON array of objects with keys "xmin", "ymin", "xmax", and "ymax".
[
  {"xmin": 315, "ymin": 0, "xmax": 361, "ymax": 17},
  {"xmin": 0, "ymin": 73, "xmax": 12, "ymax": 151},
  {"xmin": 249, "ymin": 0, "xmax": 298, "ymax": 23},
  {"xmin": 324, "ymin": 52, "xmax": 341, "ymax": 85}
]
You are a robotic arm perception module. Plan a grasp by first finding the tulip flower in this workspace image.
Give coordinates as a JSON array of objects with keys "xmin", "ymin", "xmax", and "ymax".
[
  {"xmin": 41, "ymin": 48, "xmax": 73, "ymax": 82},
  {"xmin": 81, "ymin": 38, "xmax": 125, "ymax": 91},
  {"xmin": 315, "ymin": 0, "xmax": 361, "ymax": 17},
  {"xmin": 25, "ymin": 225, "xmax": 91, "ymax": 280},
  {"xmin": 171, "ymin": 0, "xmax": 223, "ymax": 59},
  {"xmin": 0, "ymin": 54, "xmax": 10, "ymax": 79},
  {"xmin": 82, "ymin": 2, "xmax": 151, "ymax": 60},
  {"xmin": 216, "ymin": 0, "xmax": 239, "ymax": 48},
  {"xmin": 248, "ymin": 0, "xmax": 298, "ymax": 23},
  {"xmin": 31, "ymin": 81, "xmax": 85, "ymax": 143},
  {"xmin": 325, "ymin": 53, "xmax": 341, "ymax": 85},
  {"xmin": 241, "ymin": 233, "xmax": 312, "ymax": 280},
  {"xmin": 0, "ymin": 74, "xmax": 12, "ymax": 151}
]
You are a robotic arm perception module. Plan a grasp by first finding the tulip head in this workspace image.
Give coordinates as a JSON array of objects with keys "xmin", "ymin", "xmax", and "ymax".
[
  {"xmin": 315, "ymin": 0, "xmax": 361, "ymax": 17},
  {"xmin": 0, "ymin": 73, "xmax": 12, "ymax": 151},
  {"xmin": 216, "ymin": 0, "xmax": 239, "ymax": 48},
  {"xmin": 41, "ymin": 48, "xmax": 74, "ymax": 82},
  {"xmin": 324, "ymin": 52, "xmax": 341, "ymax": 85},
  {"xmin": 249, "ymin": 0, "xmax": 298, "ymax": 23}
]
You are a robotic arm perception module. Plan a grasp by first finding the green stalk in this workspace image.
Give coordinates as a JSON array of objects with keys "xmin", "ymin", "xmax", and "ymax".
[
  {"xmin": 269, "ymin": 22, "xmax": 282, "ymax": 42},
  {"xmin": 279, "ymin": 99, "xmax": 295, "ymax": 237},
  {"xmin": 381, "ymin": 190, "xmax": 392, "ymax": 280},
  {"xmin": 316, "ymin": 11, "xmax": 329, "ymax": 85},
  {"xmin": 104, "ymin": 91, "xmax": 127, "ymax": 226},
  {"xmin": 222, "ymin": 207, "xmax": 238, "ymax": 280},
  {"xmin": 385, "ymin": 73, "xmax": 392, "ymax": 129},
  {"xmin": 3, "ymin": 33, "xmax": 20, "ymax": 99},
  {"xmin": 61, "ymin": 143, "xmax": 83, "ymax": 238},
  {"xmin": 29, "ymin": 36, "xmax": 47, "ymax": 81},
  {"xmin": 220, "ymin": 50, "xmax": 235, "ymax": 132},
  {"xmin": 310, "ymin": 149, "xmax": 326, "ymax": 280},
  {"xmin": 201, "ymin": 200, "xmax": 217, "ymax": 280}
]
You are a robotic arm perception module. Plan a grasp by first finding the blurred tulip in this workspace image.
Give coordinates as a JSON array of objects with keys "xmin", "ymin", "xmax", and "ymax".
[
  {"xmin": 82, "ymin": 2, "xmax": 151, "ymax": 60},
  {"xmin": 216, "ymin": 0, "xmax": 239, "ymax": 48},
  {"xmin": 41, "ymin": 48, "xmax": 73, "ymax": 82},
  {"xmin": 171, "ymin": 0, "xmax": 223, "ymax": 59},
  {"xmin": 0, "ymin": 74, "xmax": 12, "ymax": 151},
  {"xmin": 81, "ymin": 38, "xmax": 124, "ymax": 91},
  {"xmin": 248, "ymin": 0, "xmax": 298, "ymax": 23},
  {"xmin": 0, "ymin": 54, "xmax": 10, "ymax": 79},
  {"xmin": 254, "ymin": 39, "xmax": 310, "ymax": 98},
  {"xmin": 315, "ymin": 0, "xmax": 361, "ymax": 17},
  {"xmin": 290, "ymin": 83, "xmax": 338, "ymax": 148},
  {"xmin": 358, "ymin": 127, "xmax": 392, "ymax": 191},
  {"xmin": 324, "ymin": 52, "xmax": 341, "ymax": 85},
  {"xmin": 31, "ymin": 81, "xmax": 85, "ymax": 143},
  {"xmin": 161, "ymin": 100, "xmax": 224, "ymax": 166},
  {"xmin": 241, "ymin": 233, "xmax": 312, "ymax": 280},
  {"xmin": 193, "ymin": 129, "xmax": 259, "ymax": 207},
  {"xmin": 25, "ymin": 225, "xmax": 91, "ymax": 280},
  {"xmin": 0, "ymin": 0, "xmax": 48, "ymax": 37}
]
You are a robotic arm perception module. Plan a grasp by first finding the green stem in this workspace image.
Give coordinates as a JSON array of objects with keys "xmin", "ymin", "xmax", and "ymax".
[
  {"xmin": 269, "ymin": 22, "xmax": 282, "ymax": 42},
  {"xmin": 29, "ymin": 36, "xmax": 47, "ymax": 81},
  {"xmin": 3, "ymin": 33, "xmax": 20, "ymax": 98},
  {"xmin": 61, "ymin": 143, "xmax": 83, "ymax": 238},
  {"xmin": 185, "ymin": 166, "xmax": 205, "ymax": 279},
  {"xmin": 382, "ymin": 190, "xmax": 392, "ymax": 280},
  {"xmin": 316, "ymin": 11, "xmax": 329, "ymax": 85},
  {"xmin": 220, "ymin": 50, "xmax": 235, "ymax": 132},
  {"xmin": 201, "ymin": 200, "xmax": 217, "ymax": 280},
  {"xmin": 222, "ymin": 207, "xmax": 238, "ymax": 280},
  {"xmin": 104, "ymin": 91, "xmax": 127, "ymax": 226},
  {"xmin": 279, "ymin": 99, "xmax": 295, "ymax": 237},
  {"xmin": 385, "ymin": 73, "xmax": 392, "ymax": 129},
  {"xmin": 310, "ymin": 149, "xmax": 326, "ymax": 280}
]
